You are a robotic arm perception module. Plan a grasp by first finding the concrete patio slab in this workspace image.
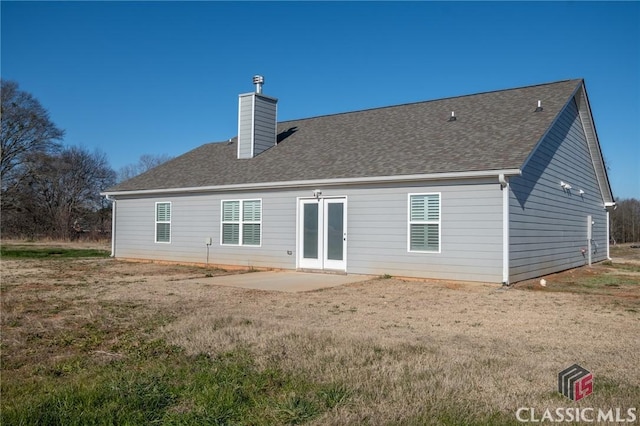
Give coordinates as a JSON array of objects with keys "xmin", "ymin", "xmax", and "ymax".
[{"xmin": 205, "ymin": 271, "xmax": 373, "ymax": 293}]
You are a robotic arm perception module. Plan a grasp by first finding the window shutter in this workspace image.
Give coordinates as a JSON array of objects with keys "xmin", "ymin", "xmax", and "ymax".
[
  {"xmin": 410, "ymin": 195, "xmax": 439, "ymax": 221},
  {"xmin": 222, "ymin": 224, "xmax": 239, "ymax": 245},
  {"xmin": 222, "ymin": 199, "xmax": 261, "ymax": 246},
  {"xmin": 425, "ymin": 223, "xmax": 439, "ymax": 250},
  {"xmin": 155, "ymin": 202, "xmax": 171, "ymax": 243},
  {"xmin": 156, "ymin": 223, "xmax": 171, "ymax": 243},
  {"xmin": 242, "ymin": 224, "xmax": 261, "ymax": 246},
  {"xmin": 410, "ymin": 224, "xmax": 425, "ymax": 251},
  {"xmin": 243, "ymin": 200, "xmax": 261, "ymax": 222},
  {"xmin": 157, "ymin": 203, "xmax": 171, "ymax": 222},
  {"xmin": 426, "ymin": 195, "xmax": 439, "ymax": 221},
  {"xmin": 410, "ymin": 196, "xmax": 426, "ymax": 221},
  {"xmin": 223, "ymin": 201, "xmax": 240, "ymax": 221},
  {"xmin": 409, "ymin": 194, "xmax": 440, "ymax": 252}
]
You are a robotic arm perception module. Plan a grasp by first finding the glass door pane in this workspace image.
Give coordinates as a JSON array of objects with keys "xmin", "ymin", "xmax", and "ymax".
[
  {"xmin": 326, "ymin": 202, "xmax": 344, "ymax": 260},
  {"xmin": 303, "ymin": 203, "xmax": 319, "ymax": 259}
]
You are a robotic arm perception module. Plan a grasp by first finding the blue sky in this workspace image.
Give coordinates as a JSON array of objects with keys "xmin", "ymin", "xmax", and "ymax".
[{"xmin": 2, "ymin": 1, "xmax": 639, "ymax": 198}]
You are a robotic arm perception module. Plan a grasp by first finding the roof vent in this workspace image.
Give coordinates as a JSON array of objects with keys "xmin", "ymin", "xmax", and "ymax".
[
  {"xmin": 535, "ymin": 100, "xmax": 543, "ymax": 112},
  {"xmin": 253, "ymin": 75, "xmax": 264, "ymax": 94},
  {"xmin": 448, "ymin": 111, "xmax": 457, "ymax": 122}
]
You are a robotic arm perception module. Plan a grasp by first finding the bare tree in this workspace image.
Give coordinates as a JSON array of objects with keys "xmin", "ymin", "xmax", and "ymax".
[
  {"xmin": 610, "ymin": 198, "xmax": 640, "ymax": 244},
  {"xmin": 117, "ymin": 153, "xmax": 173, "ymax": 182},
  {"xmin": 3, "ymin": 147, "xmax": 116, "ymax": 239},
  {"xmin": 0, "ymin": 81, "xmax": 118, "ymax": 240},
  {"xmin": 1, "ymin": 80, "xmax": 64, "ymax": 185}
]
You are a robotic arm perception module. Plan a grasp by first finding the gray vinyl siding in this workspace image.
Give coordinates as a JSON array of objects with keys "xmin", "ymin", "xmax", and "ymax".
[
  {"xmin": 113, "ymin": 178, "xmax": 504, "ymax": 282},
  {"xmin": 508, "ymin": 97, "xmax": 608, "ymax": 282},
  {"xmin": 345, "ymin": 180, "xmax": 503, "ymax": 282},
  {"xmin": 237, "ymin": 94, "xmax": 276, "ymax": 159},
  {"xmin": 252, "ymin": 96, "xmax": 277, "ymax": 156},
  {"xmin": 115, "ymin": 191, "xmax": 294, "ymax": 268},
  {"xmin": 237, "ymin": 94, "xmax": 254, "ymax": 159}
]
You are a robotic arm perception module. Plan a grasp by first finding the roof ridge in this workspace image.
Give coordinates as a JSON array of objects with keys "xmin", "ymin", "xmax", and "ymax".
[{"xmin": 278, "ymin": 78, "xmax": 583, "ymax": 125}]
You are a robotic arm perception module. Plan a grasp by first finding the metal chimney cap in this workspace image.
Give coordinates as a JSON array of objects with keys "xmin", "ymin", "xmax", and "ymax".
[{"xmin": 253, "ymin": 75, "xmax": 264, "ymax": 93}]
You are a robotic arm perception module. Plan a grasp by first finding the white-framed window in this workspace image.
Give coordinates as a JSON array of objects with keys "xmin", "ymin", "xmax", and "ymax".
[
  {"xmin": 221, "ymin": 199, "xmax": 262, "ymax": 246},
  {"xmin": 155, "ymin": 202, "xmax": 171, "ymax": 243},
  {"xmin": 408, "ymin": 193, "xmax": 441, "ymax": 253}
]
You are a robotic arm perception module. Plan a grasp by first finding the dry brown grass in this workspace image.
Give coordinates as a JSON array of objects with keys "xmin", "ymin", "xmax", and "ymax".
[
  {"xmin": 1, "ymin": 242, "xmax": 639, "ymax": 424},
  {"xmin": 160, "ymin": 277, "xmax": 639, "ymax": 423},
  {"xmin": 610, "ymin": 243, "xmax": 640, "ymax": 263}
]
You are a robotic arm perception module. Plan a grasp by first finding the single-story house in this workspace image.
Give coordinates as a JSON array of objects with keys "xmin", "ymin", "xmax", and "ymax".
[{"xmin": 102, "ymin": 77, "xmax": 615, "ymax": 284}]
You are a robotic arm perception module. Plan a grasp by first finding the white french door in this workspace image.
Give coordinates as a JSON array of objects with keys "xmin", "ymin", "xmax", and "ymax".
[{"xmin": 298, "ymin": 198, "xmax": 347, "ymax": 271}]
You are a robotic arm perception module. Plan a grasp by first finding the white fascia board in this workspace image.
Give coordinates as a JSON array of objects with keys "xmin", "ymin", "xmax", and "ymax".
[
  {"xmin": 101, "ymin": 169, "xmax": 522, "ymax": 197},
  {"xmin": 575, "ymin": 83, "xmax": 615, "ymax": 205}
]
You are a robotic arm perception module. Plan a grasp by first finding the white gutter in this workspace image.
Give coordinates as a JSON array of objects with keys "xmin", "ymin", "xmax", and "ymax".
[{"xmin": 101, "ymin": 169, "xmax": 522, "ymax": 197}]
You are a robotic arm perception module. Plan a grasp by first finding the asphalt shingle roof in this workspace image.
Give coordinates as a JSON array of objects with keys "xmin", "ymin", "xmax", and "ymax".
[{"xmin": 108, "ymin": 79, "xmax": 582, "ymax": 192}]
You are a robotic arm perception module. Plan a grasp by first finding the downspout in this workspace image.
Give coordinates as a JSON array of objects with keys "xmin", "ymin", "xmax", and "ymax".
[
  {"xmin": 499, "ymin": 174, "xmax": 509, "ymax": 285},
  {"xmin": 105, "ymin": 195, "xmax": 116, "ymax": 257},
  {"xmin": 606, "ymin": 210, "xmax": 610, "ymax": 260}
]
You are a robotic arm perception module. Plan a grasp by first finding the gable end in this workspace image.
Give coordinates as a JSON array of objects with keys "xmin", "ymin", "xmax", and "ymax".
[{"xmin": 520, "ymin": 80, "xmax": 614, "ymax": 206}]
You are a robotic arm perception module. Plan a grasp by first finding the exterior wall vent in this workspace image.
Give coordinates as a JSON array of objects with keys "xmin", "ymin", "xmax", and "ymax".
[{"xmin": 237, "ymin": 75, "xmax": 278, "ymax": 159}]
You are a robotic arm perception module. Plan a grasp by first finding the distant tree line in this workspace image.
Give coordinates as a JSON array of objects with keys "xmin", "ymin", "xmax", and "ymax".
[
  {"xmin": 610, "ymin": 198, "xmax": 640, "ymax": 244},
  {"xmin": 1, "ymin": 79, "xmax": 170, "ymax": 240}
]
